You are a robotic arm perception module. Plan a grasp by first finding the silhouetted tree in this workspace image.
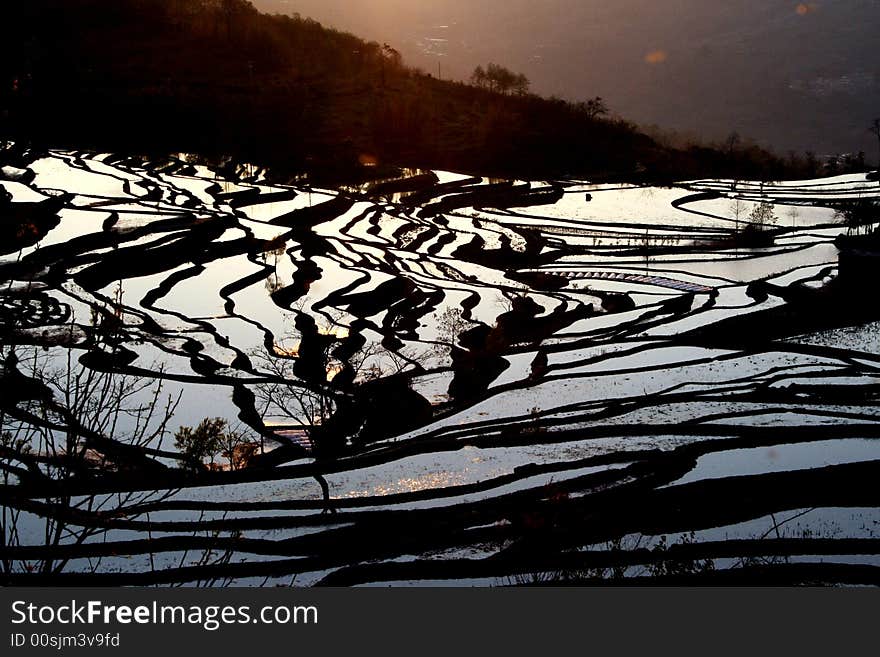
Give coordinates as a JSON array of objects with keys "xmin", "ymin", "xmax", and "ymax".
[
  {"xmin": 471, "ymin": 63, "xmax": 528, "ymax": 95},
  {"xmin": 725, "ymin": 131, "xmax": 741, "ymax": 158},
  {"xmin": 575, "ymin": 97, "xmax": 608, "ymax": 120},
  {"xmin": 804, "ymin": 151, "xmax": 819, "ymax": 177},
  {"xmin": 380, "ymin": 43, "xmax": 401, "ymax": 86},
  {"xmin": 471, "ymin": 65, "xmax": 487, "ymax": 89},
  {"xmin": 749, "ymin": 201, "xmax": 777, "ymax": 230},
  {"xmin": 871, "ymin": 119, "xmax": 880, "ymax": 170},
  {"xmin": 206, "ymin": 0, "xmax": 254, "ymax": 41},
  {"xmin": 174, "ymin": 418, "xmax": 226, "ymax": 471},
  {"xmin": 834, "ymin": 198, "xmax": 879, "ymax": 236}
]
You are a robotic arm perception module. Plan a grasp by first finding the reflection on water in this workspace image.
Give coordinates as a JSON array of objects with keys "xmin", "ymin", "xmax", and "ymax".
[{"xmin": 3, "ymin": 148, "xmax": 880, "ymax": 585}]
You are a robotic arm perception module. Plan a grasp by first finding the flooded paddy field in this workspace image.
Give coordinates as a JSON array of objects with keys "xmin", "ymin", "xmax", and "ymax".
[{"xmin": 2, "ymin": 145, "xmax": 880, "ymax": 586}]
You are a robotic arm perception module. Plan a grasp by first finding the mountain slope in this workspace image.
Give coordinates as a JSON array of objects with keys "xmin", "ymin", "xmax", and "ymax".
[
  {"xmin": 257, "ymin": 0, "xmax": 880, "ymax": 158},
  {"xmin": 0, "ymin": 0, "xmax": 803, "ymax": 182}
]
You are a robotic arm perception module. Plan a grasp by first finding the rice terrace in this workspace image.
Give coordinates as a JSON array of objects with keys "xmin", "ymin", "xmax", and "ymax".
[
  {"xmin": 2, "ymin": 0, "xmax": 880, "ymax": 589},
  {"xmin": 2, "ymin": 144, "xmax": 880, "ymax": 586}
]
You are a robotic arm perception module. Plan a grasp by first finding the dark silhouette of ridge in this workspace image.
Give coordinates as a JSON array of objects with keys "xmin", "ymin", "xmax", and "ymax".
[{"xmin": 0, "ymin": 0, "xmax": 825, "ymax": 183}]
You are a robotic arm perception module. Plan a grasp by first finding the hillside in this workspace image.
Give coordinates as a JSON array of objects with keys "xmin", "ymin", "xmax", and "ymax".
[
  {"xmin": 255, "ymin": 0, "xmax": 880, "ymax": 158},
  {"xmin": 0, "ymin": 0, "xmax": 806, "ymax": 183}
]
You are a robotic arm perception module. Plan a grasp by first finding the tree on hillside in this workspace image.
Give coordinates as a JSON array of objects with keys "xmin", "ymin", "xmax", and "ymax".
[
  {"xmin": 575, "ymin": 97, "xmax": 608, "ymax": 120},
  {"xmin": 471, "ymin": 63, "xmax": 529, "ymax": 95},
  {"xmin": 487, "ymin": 63, "xmax": 513, "ymax": 93},
  {"xmin": 725, "ymin": 131, "xmax": 741, "ymax": 158},
  {"xmin": 512, "ymin": 73, "xmax": 530, "ymax": 96},
  {"xmin": 379, "ymin": 43, "xmax": 402, "ymax": 86},
  {"xmin": 214, "ymin": 0, "xmax": 253, "ymax": 41},
  {"xmin": 804, "ymin": 151, "xmax": 819, "ymax": 177},
  {"xmin": 382, "ymin": 43, "xmax": 402, "ymax": 68},
  {"xmin": 471, "ymin": 66, "xmax": 487, "ymax": 88},
  {"xmin": 871, "ymin": 118, "xmax": 880, "ymax": 170}
]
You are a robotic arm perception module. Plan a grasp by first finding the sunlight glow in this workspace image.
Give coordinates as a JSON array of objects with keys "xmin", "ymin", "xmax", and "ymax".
[{"xmin": 644, "ymin": 50, "xmax": 668, "ymax": 65}]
